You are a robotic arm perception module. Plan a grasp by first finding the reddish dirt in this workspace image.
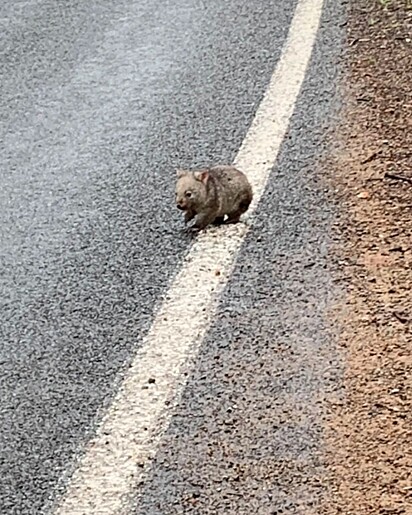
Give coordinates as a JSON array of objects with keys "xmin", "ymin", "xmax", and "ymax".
[{"xmin": 322, "ymin": 1, "xmax": 412, "ymax": 514}]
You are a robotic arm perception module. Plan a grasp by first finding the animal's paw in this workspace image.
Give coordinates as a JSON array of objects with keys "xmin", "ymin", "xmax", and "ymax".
[{"xmin": 182, "ymin": 225, "xmax": 200, "ymax": 237}]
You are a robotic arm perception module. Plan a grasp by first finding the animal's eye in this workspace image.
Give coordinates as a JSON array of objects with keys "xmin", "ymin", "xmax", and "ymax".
[{"xmin": 185, "ymin": 191, "xmax": 192, "ymax": 198}]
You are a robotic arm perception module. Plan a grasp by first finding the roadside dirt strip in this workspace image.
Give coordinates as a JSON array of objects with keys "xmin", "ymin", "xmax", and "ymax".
[{"xmin": 322, "ymin": 1, "xmax": 412, "ymax": 514}]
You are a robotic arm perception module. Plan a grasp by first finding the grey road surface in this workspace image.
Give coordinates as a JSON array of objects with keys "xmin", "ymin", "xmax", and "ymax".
[{"xmin": 0, "ymin": 0, "xmax": 346, "ymax": 513}]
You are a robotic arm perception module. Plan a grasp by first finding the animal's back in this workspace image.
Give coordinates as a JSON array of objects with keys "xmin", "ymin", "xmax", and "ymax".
[{"xmin": 209, "ymin": 165, "xmax": 253, "ymax": 215}]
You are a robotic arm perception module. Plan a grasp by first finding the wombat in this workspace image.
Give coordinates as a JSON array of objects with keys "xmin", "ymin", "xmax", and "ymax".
[{"xmin": 175, "ymin": 165, "xmax": 253, "ymax": 230}]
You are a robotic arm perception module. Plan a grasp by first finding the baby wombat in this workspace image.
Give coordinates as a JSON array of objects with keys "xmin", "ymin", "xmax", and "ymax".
[{"xmin": 175, "ymin": 165, "xmax": 253, "ymax": 230}]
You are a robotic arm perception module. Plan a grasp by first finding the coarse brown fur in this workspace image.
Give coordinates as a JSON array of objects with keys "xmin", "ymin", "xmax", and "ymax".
[{"xmin": 175, "ymin": 165, "xmax": 253, "ymax": 230}]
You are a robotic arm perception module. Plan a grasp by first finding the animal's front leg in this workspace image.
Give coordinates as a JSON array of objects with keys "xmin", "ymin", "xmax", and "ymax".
[
  {"xmin": 192, "ymin": 211, "xmax": 217, "ymax": 231},
  {"xmin": 184, "ymin": 210, "xmax": 195, "ymax": 224}
]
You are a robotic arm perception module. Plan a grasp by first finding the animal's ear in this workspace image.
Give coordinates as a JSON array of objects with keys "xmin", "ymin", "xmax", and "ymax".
[
  {"xmin": 194, "ymin": 170, "xmax": 209, "ymax": 184},
  {"xmin": 176, "ymin": 169, "xmax": 187, "ymax": 178}
]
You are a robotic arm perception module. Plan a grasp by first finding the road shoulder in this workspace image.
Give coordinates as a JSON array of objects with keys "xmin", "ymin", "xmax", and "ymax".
[{"xmin": 323, "ymin": 1, "xmax": 412, "ymax": 513}]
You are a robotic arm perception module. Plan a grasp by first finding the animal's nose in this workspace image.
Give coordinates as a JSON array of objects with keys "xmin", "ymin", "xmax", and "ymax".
[{"xmin": 176, "ymin": 203, "xmax": 184, "ymax": 210}]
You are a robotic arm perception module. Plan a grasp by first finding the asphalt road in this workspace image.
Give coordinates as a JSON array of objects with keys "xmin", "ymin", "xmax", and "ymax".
[{"xmin": 0, "ymin": 0, "xmax": 346, "ymax": 513}]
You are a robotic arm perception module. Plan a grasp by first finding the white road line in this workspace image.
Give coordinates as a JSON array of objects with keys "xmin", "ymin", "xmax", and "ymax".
[{"xmin": 54, "ymin": 0, "xmax": 324, "ymax": 512}]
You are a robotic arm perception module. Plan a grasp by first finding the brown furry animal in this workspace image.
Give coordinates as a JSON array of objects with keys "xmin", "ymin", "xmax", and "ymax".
[{"xmin": 175, "ymin": 165, "xmax": 253, "ymax": 230}]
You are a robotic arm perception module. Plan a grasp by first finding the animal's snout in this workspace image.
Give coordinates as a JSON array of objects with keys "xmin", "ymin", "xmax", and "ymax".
[{"xmin": 176, "ymin": 201, "xmax": 185, "ymax": 210}]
